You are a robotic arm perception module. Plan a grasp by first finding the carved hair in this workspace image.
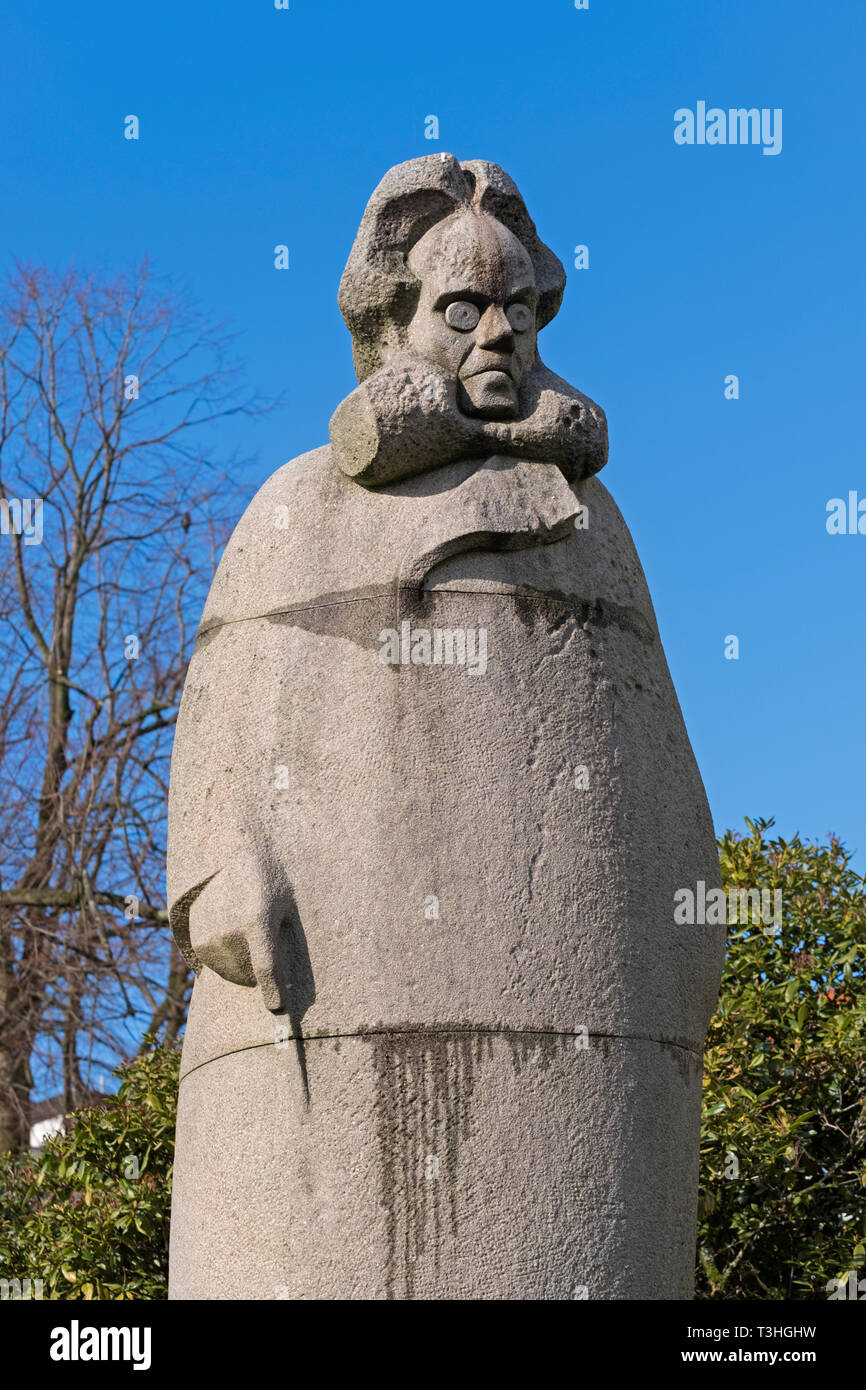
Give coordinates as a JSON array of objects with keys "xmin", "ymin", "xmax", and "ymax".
[{"xmin": 338, "ymin": 154, "xmax": 567, "ymax": 382}]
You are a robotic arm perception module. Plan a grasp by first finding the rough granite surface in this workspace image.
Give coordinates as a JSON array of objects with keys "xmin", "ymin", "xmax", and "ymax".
[{"xmin": 167, "ymin": 154, "xmax": 725, "ymax": 1300}]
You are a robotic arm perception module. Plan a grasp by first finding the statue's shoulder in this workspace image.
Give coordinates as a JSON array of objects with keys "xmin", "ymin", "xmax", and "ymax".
[
  {"xmin": 236, "ymin": 442, "xmax": 338, "ymax": 523},
  {"xmin": 200, "ymin": 444, "xmax": 349, "ymax": 626}
]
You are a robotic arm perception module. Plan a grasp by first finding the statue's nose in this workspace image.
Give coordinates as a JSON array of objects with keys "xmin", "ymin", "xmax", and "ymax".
[{"xmin": 477, "ymin": 304, "xmax": 514, "ymax": 352}]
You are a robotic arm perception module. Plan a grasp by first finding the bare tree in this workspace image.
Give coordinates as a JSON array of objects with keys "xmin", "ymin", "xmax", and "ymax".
[{"xmin": 0, "ymin": 260, "xmax": 269, "ymax": 1149}]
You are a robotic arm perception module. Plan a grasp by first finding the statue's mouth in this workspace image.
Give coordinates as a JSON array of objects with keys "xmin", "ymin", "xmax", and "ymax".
[{"xmin": 462, "ymin": 360, "xmax": 515, "ymax": 383}]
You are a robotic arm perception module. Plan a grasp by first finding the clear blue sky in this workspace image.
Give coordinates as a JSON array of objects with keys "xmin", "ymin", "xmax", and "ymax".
[{"xmin": 3, "ymin": 0, "xmax": 865, "ymax": 865}]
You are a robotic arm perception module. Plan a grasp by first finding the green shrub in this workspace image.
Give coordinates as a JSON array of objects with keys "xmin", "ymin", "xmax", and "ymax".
[
  {"xmin": 697, "ymin": 819, "xmax": 866, "ymax": 1299},
  {"xmin": 0, "ymin": 1039, "xmax": 177, "ymax": 1299}
]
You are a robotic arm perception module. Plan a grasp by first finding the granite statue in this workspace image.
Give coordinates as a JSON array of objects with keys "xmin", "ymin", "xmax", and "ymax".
[{"xmin": 167, "ymin": 155, "xmax": 725, "ymax": 1300}]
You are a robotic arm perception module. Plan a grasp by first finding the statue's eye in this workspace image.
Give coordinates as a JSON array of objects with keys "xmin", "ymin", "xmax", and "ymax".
[
  {"xmin": 444, "ymin": 301, "xmax": 480, "ymax": 332},
  {"xmin": 506, "ymin": 303, "xmax": 533, "ymax": 333}
]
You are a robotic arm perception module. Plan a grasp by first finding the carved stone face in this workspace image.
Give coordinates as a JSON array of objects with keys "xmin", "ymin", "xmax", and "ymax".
[{"xmin": 404, "ymin": 211, "xmax": 538, "ymax": 420}]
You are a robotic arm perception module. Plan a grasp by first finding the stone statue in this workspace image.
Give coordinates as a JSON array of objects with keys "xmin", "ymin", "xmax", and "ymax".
[{"xmin": 167, "ymin": 155, "xmax": 725, "ymax": 1300}]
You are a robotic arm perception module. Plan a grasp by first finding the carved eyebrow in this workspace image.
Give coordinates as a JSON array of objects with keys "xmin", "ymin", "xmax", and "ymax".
[
  {"xmin": 432, "ymin": 285, "xmax": 537, "ymax": 310},
  {"xmin": 432, "ymin": 289, "xmax": 487, "ymax": 310}
]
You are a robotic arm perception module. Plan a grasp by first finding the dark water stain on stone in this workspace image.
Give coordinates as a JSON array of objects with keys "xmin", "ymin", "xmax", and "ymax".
[
  {"xmin": 660, "ymin": 1039, "xmax": 701, "ymax": 1083},
  {"xmin": 505, "ymin": 1031, "xmax": 571, "ymax": 1076},
  {"xmin": 369, "ymin": 1028, "xmax": 496, "ymax": 1300},
  {"xmin": 368, "ymin": 1026, "xmax": 575, "ymax": 1299}
]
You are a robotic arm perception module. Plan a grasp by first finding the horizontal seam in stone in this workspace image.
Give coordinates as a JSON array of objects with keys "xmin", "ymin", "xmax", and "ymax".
[
  {"xmin": 196, "ymin": 595, "xmax": 388, "ymax": 639},
  {"xmin": 178, "ymin": 1027, "xmax": 702, "ymax": 1084},
  {"xmin": 196, "ymin": 589, "xmax": 637, "ymax": 639}
]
